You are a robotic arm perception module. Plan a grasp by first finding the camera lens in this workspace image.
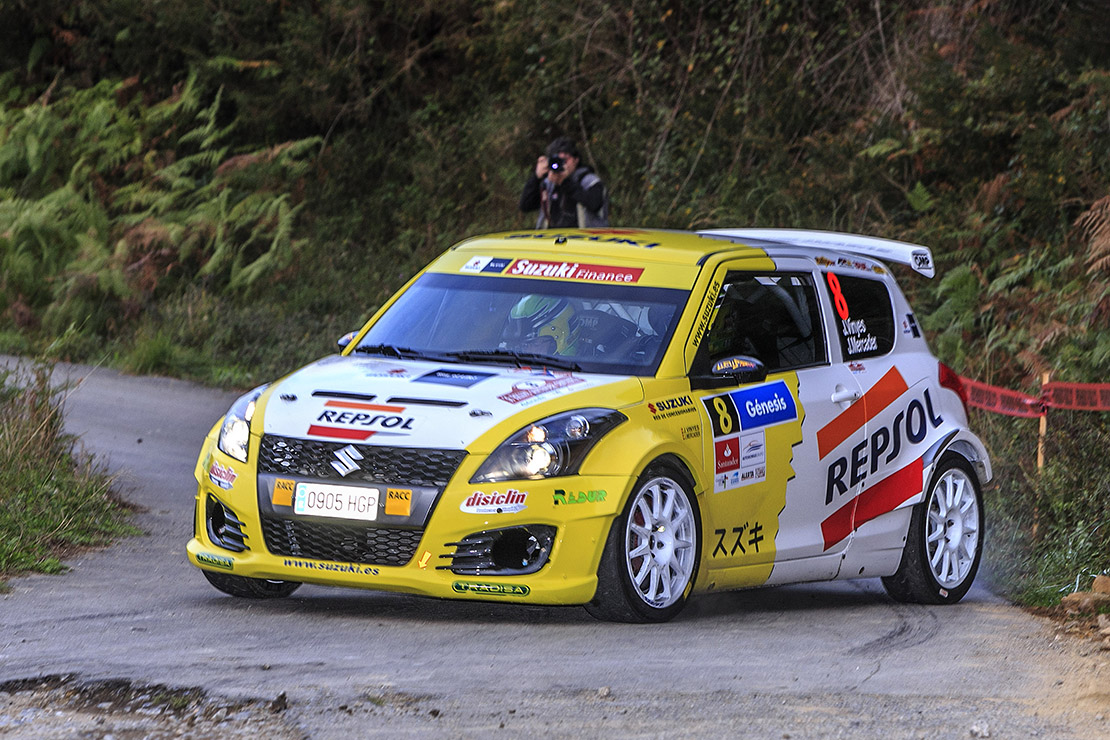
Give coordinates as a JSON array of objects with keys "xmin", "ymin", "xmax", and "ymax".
[{"xmin": 549, "ymin": 156, "xmax": 564, "ymax": 171}]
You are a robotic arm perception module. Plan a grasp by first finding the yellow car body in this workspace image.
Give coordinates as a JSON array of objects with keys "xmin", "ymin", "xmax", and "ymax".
[{"xmin": 187, "ymin": 228, "xmax": 991, "ymax": 621}]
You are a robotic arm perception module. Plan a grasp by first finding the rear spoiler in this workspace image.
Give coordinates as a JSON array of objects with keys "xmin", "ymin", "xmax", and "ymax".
[{"xmin": 699, "ymin": 228, "xmax": 936, "ymax": 278}]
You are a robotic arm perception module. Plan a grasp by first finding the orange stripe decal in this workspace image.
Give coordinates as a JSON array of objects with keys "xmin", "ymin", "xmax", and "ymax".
[
  {"xmin": 324, "ymin": 399, "xmax": 406, "ymax": 413},
  {"xmin": 817, "ymin": 367, "xmax": 908, "ymax": 458}
]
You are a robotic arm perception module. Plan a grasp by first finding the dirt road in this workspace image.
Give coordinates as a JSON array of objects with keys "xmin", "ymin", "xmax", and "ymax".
[{"xmin": 1, "ymin": 360, "xmax": 1106, "ymax": 738}]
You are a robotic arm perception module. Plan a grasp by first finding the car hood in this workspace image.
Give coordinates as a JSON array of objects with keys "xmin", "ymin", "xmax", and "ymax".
[{"xmin": 259, "ymin": 354, "xmax": 643, "ymax": 451}]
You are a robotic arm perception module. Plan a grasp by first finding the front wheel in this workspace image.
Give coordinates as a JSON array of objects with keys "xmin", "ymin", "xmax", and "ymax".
[
  {"xmin": 882, "ymin": 454, "xmax": 984, "ymax": 604},
  {"xmin": 586, "ymin": 461, "xmax": 700, "ymax": 622},
  {"xmin": 203, "ymin": 569, "xmax": 301, "ymax": 599}
]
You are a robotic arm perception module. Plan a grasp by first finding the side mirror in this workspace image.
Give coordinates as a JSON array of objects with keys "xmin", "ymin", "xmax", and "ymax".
[
  {"xmin": 337, "ymin": 331, "xmax": 357, "ymax": 350},
  {"xmin": 690, "ymin": 355, "xmax": 767, "ymax": 390}
]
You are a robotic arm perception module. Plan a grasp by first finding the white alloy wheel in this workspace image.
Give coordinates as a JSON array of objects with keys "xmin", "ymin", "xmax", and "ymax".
[
  {"xmin": 623, "ymin": 475, "xmax": 698, "ymax": 609},
  {"xmin": 882, "ymin": 454, "xmax": 984, "ymax": 605},
  {"xmin": 925, "ymin": 465, "xmax": 980, "ymax": 588}
]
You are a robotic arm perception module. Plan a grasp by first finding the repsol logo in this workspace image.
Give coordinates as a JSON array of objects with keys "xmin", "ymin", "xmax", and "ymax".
[
  {"xmin": 316, "ymin": 410, "xmax": 415, "ymax": 430},
  {"xmin": 825, "ymin": 388, "xmax": 943, "ymax": 505}
]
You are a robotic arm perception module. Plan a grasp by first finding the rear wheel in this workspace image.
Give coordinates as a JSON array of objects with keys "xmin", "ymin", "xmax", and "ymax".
[
  {"xmin": 882, "ymin": 454, "xmax": 983, "ymax": 604},
  {"xmin": 203, "ymin": 570, "xmax": 301, "ymax": 599},
  {"xmin": 586, "ymin": 461, "xmax": 700, "ymax": 622}
]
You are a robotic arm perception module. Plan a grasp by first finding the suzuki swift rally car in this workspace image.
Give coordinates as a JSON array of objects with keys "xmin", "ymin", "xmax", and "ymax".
[{"xmin": 187, "ymin": 228, "xmax": 992, "ymax": 622}]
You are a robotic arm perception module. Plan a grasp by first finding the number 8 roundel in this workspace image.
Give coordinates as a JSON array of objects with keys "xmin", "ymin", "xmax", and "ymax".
[{"xmin": 825, "ymin": 272, "xmax": 850, "ymax": 321}]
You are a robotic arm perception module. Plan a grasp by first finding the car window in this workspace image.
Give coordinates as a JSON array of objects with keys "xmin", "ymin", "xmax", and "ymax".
[
  {"xmin": 357, "ymin": 272, "xmax": 687, "ymax": 375},
  {"xmin": 699, "ymin": 272, "xmax": 827, "ymax": 373},
  {"xmin": 822, "ymin": 272, "xmax": 895, "ymax": 360}
]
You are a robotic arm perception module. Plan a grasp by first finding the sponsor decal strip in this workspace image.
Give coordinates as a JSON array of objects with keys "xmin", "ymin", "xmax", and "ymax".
[
  {"xmin": 208, "ymin": 460, "xmax": 237, "ymax": 490},
  {"xmin": 273, "ymin": 478, "xmax": 295, "ymax": 506},
  {"xmin": 309, "ymin": 400, "xmax": 415, "ymax": 440},
  {"xmin": 196, "ymin": 552, "xmax": 234, "ymax": 570},
  {"xmin": 817, "ymin": 366, "xmax": 908, "ymax": 458},
  {"xmin": 283, "ymin": 558, "xmax": 380, "ymax": 576},
  {"xmin": 821, "ymin": 457, "xmax": 923, "ymax": 550},
  {"xmin": 461, "ymin": 490, "xmax": 528, "ymax": 514},
  {"xmin": 506, "ymin": 259, "xmax": 644, "ymax": 283},
  {"xmin": 553, "ymin": 488, "xmax": 606, "ymax": 505},
  {"xmin": 452, "ymin": 581, "xmax": 530, "ymax": 597}
]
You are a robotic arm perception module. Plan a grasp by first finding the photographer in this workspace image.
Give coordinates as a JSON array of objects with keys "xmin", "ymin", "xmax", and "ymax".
[{"xmin": 519, "ymin": 137, "xmax": 609, "ymax": 228}]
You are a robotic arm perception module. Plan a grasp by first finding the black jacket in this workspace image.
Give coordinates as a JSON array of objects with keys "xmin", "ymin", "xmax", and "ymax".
[{"xmin": 519, "ymin": 166, "xmax": 607, "ymax": 228}]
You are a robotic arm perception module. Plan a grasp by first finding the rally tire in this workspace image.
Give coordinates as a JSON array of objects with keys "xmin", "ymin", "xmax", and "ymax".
[
  {"xmin": 882, "ymin": 454, "xmax": 984, "ymax": 605},
  {"xmin": 586, "ymin": 460, "xmax": 700, "ymax": 623},
  {"xmin": 202, "ymin": 570, "xmax": 301, "ymax": 599}
]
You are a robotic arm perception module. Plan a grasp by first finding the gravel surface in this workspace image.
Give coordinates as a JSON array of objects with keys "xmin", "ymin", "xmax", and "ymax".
[{"xmin": 1, "ymin": 358, "xmax": 1107, "ymax": 739}]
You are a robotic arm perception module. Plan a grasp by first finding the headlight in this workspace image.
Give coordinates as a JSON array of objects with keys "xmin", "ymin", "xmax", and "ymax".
[
  {"xmin": 217, "ymin": 385, "xmax": 267, "ymax": 463},
  {"xmin": 471, "ymin": 409, "xmax": 626, "ymax": 483}
]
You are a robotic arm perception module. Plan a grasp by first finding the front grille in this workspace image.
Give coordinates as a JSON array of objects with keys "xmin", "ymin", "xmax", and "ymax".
[
  {"xmin": 262, "ymin": 517, "xmax": 423, "ymax": 566},
  {"xmin": 258, "ymin": 435, "xmax": 466, "ymax": 487}
]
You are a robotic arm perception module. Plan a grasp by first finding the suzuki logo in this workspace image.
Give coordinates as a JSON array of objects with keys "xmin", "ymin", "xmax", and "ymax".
[{"xmin": 330, "ymin": 444, "xmax": 364, "ymax": 476}]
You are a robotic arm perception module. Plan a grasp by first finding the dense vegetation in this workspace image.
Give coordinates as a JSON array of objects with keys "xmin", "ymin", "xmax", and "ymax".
[
  {"xmin": 0, "ymin": 362, "xmax": 136, "ymax": 587},
  {"xmin": 0, "ymin": 1, "xmax": 1106, "ymax": 603}
]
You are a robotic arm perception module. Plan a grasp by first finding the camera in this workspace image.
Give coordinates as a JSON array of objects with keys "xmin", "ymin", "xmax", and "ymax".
[{"xmin": 548, "ymin": 155, "xmax": 565, "ymax": 171}]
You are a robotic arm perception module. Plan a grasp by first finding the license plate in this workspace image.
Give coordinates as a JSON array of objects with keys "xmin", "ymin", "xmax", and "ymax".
[{"xmin": 294, "ymin": 482, "xmax": 379, "ymax": 521}]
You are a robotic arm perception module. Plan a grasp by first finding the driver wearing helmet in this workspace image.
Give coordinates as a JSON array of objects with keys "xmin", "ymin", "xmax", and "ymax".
[{"xmin": 506, "ymin": 295, "xmax": 580, "ymax": 356}]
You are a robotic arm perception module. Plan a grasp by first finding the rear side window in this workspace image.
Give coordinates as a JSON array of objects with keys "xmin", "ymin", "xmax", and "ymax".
[{"xmin": 822, "ymin": 272, "xmax": 895, "ymax": 360}]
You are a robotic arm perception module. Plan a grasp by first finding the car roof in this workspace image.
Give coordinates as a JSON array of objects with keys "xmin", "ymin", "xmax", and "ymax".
[
  {"xmin": 451, "ymin": 228, "xmax": 935, "ymax": 277},
  {"xmin": 451, "ymin": 229, "xmax": 759, "ymax": 268}
]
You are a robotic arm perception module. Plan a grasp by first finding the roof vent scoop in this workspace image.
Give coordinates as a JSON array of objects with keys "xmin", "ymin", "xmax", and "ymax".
[{"xmin": 699, "ymin": 228, "xmax": 936, "ymax": 278}]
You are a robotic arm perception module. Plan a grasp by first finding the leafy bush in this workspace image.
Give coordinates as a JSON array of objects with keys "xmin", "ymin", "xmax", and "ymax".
[
  {"xmin": 0, "ymin": 71, "xmax": 320, "ymax": 352},
  {"xmin": 982, "ymin": 410, "xmax": 1110, "ymax": 605}
]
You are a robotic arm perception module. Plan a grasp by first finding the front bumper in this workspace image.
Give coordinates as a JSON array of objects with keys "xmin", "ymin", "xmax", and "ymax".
[{"xmin": 187, "ymin": 434, "xmax": 632, "ymax": 606}]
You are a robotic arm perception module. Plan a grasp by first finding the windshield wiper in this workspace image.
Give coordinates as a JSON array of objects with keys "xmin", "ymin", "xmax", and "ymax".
[
  {"xmin": 444, "ymin": 349, "xmax": 582, "ymax": 372},
  {"xmin": 353, "ymin": 343, "xmax": 431, "ymax": 360}
]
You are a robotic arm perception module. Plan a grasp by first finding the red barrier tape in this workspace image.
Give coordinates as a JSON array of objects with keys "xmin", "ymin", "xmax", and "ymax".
[
  {"xmin": 960, "ymin": 377, "xmax": 1110, "ymax": 416},
  {"xmin": 1043, "ymin": 382, "xmax": 1110, "ymax": 411},
  {"xmin": 962, "ymin": 377, "xmax": 1042, "ymax": 417}
]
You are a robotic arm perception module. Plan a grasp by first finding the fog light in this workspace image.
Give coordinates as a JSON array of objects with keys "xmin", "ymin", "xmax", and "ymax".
[
  {"xmin": 440, "ymin": 525, "xmax": 556, "ymax": 575},
  {"xmin": 206, "ymin": 495, "xmax": 248, "ymax": 552}
]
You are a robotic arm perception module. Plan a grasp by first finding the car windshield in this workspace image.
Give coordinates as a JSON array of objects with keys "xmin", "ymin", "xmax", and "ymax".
[{"xmin": 356, "ymin": 273, "xmax": 687, "ymax": 375}]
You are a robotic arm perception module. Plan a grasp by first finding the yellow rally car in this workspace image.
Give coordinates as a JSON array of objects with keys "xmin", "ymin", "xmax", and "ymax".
[{"xmin": 188, "ymin": 228, "xmax": 992, "ymax": 622}]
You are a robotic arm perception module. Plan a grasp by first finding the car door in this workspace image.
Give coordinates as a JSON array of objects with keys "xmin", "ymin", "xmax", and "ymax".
[
  {"xmin": 814, "ymin": 266, "xmax": 945, "ymax": 561},
  {"xmin": 689, "ymin": 260, "xmax": 865, "ymax": 590}
]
